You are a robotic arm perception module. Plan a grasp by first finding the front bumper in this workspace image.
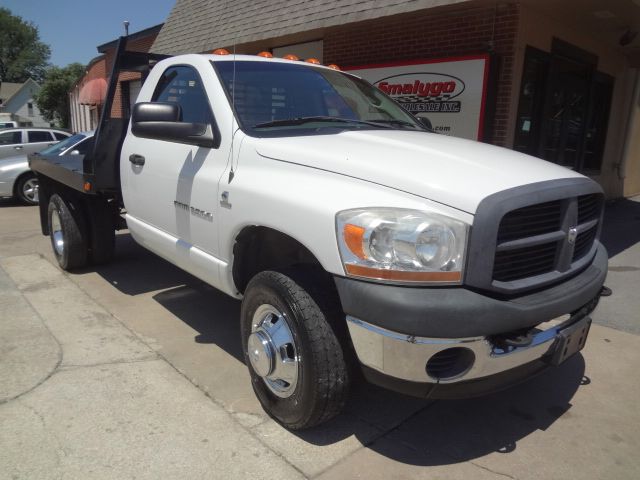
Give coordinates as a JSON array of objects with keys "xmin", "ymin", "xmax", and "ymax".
[
  {"xmin": 336, "ymin": 244, "xmax": 607, "ymax": 397},
  {"xmin": 347, "ymin": 304, "xmax": 594, "ymax": 393}
]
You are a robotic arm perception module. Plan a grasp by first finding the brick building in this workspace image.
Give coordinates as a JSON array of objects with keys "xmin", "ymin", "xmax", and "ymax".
[
  {"xmin": 69, "ymin": 24, "xmax": 163, "ymax": 133},
  {"xmin": 151, "ymin": 0, "xmax": 640, "ymax": 198}
]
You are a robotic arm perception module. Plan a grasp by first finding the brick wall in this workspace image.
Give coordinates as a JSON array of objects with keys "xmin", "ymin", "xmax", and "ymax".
[
  {"xmin": 323, "ymin": 3, "xmax": 519, "ymax": 146},
  {"xmin": 105, "ymin": 34, "xmax": 159, "ymax": 118}
]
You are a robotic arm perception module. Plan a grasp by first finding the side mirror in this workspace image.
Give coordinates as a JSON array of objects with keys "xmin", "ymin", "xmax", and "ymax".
[
  {"xmin": 419, "ymin": 116, "xmax": 435, "ymax": 132},
  {"xmin": 131, "ymin": 102, "xmax": 218, "ymax": 148}
]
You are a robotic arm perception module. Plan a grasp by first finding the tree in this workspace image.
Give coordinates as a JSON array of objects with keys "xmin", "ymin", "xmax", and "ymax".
[
  {"xmin": 0, "ymin": 8, "xmax": 50, "ymax": 84},
  {"xmin": 34, "ymin": 63, "xmax": 85, "ymax": 128}
]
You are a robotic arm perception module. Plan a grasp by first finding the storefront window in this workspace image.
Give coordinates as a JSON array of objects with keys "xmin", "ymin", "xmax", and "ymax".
[
  {"xmin": 514, "ymin": 48, "xmax": 548, "ymax": 155},
  {"xmin": 514, "ymin": 42, "xmax": 614, "ymax": 174},
  {"xmin": 583, "ymin": 73, "xmax": 614, "ymax": 172}
]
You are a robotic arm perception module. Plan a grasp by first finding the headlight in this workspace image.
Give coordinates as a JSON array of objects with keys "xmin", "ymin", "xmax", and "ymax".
[{"xmin": 336, "ymin": 208, "xmax": 468, "ymax": 284}]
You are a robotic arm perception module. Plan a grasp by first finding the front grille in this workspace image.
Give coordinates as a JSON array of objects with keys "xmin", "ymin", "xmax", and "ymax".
[
  {"xmin": 494, "ymin": 242, "xmax": 558, "ymax": 282},
  {"xmin": 577, "ymin": 194, "xmax": 602, "ymax": 224},
  {"xmin": 465, "ymin": 179, "xmax": 604, "ymax": 295},
  {"xmin": 497, "ymin": 200, "xmax": 562, "ymax": 243},
  {"xmin": 492, "ymin": 194, "xmax": 603, "ymax": 283},
  {"xmin": 573, "ymin": 225, "xmax": 598, "ymax": 261}
]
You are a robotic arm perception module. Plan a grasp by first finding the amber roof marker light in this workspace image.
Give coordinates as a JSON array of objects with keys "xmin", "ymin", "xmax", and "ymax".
[
  {"xmin": 257, "ymin": 51, "xmax": 273, "ymax": 58},
  {"xmin": 305, "ymin": 58, "xmax": 321, "ymax": 64},
  {"xmin": 283, "ymin": 54, "xmax": 300, "ymax": 61},
  {"xmin": 212, "ymin": 48, "xmax": 230, "ymax": 55},
  {"xmin": 327, "ymin": 64, "xmax": 341, "ymax": 70}
]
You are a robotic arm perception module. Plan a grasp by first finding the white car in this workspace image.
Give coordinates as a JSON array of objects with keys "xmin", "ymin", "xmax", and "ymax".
[{"xmin": 0, "ymin": 132, "xmax": 93, "ymax": 204}]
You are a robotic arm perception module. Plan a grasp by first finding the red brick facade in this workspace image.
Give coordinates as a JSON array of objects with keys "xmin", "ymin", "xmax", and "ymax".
[
  {"xmin": 323, "ymin": 3, "xmax": 519, "ymax": 146},
  {"xmin": 70, "ymin": 27, "xmax": 161, "ymax": 130},
  {"xmin": 105, "ymin": 34, "xmax": 159, "ymax": 118}
]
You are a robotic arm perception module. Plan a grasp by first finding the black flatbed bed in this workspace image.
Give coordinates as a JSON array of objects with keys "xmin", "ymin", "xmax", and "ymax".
[{"xmin": 29, "ymin": 153, "xmax": 88, "ymax": 194}]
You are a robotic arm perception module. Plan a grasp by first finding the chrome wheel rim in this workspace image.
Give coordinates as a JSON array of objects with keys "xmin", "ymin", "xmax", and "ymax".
[
  {"xmin": 22, "ymin": 178, "xmax": 39, "ymax": 203},
  {"xmin": 248, "ymin": 304, "xmax": 299, "ymax": 398},
  {"xmin": 51, "ymin": 209, "xmax": 64, "ymax": 256}
]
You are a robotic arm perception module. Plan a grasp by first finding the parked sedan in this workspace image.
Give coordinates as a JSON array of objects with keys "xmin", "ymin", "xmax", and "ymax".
[
  {"xmin": 0, "ymin": 127, "xmax": 71, "ymax": 160},
  {"xmin": 0, "ymin": 132, "xmax": 94, "ymax": 205}
]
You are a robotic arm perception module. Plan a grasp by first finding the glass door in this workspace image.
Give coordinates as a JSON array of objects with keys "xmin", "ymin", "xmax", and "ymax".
[
  {"xmin": 538, "ymin": 55, "xmax": 592, "ymax": 169},
  {"xmin": 514, "ymin": 40, "xmax": 614, "ymax": 174}
]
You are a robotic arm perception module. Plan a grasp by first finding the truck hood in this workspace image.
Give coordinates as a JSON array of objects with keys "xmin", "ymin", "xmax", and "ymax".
[{"xmin": 253, "ymin": 130, "xmax": 584, "ymax": 214}]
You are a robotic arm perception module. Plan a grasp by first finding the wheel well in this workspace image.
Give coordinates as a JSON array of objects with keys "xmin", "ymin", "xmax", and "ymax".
[{"xmin": 232, "ymin": 226, "xmax": 325, "ymax": 294}]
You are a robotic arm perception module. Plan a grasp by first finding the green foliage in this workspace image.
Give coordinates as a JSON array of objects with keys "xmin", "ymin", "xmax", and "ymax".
[
  {"xmin": 0, "ymin": 7, "xmax": 50, "ymax": 83},
  {"xmin": 34, "ymin": 63, "xmax": 85, "ymax": 128}
]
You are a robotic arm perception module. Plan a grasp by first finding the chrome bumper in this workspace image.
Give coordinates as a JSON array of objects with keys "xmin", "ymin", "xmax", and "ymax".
[{"xmin": 347, "ymin": 313, "xmax": 589, "ymax": 384}]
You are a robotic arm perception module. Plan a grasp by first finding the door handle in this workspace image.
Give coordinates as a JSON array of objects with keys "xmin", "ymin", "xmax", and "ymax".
[
  {"xmin": 129, "ymin": 154, "xmax": 145, "ymax": 166},
  {"xmin": 14, "ymin": 146, "xmax": 23, "ymax": 150}
]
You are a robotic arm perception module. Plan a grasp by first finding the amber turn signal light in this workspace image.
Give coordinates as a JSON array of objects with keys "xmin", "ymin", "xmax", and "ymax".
[{"xmin": 343, "ymin": 224, "xmax": 366, "ymax": 259}]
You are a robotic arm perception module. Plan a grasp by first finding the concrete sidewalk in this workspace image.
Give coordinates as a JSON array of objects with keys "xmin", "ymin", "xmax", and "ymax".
[
  {"xmin": 1, "ymin": 197, "xmax": 639, "ymax": 480},
  {"xmin": 0, "ymin": 255, "xmax": 303, "ymax": 479}
]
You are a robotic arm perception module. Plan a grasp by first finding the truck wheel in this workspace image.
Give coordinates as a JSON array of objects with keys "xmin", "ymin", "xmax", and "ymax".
[
  {"xmin": 15, "ymin": 173, "xmax": 39, "ymax": 205},
  {"xmin": 48, "ymin": 194, "xmax": 88, "ymax": 270},
  {"xmin": 241, "ymin": 270, "xmax": 350, "ymax": 430},
  {"xmin": 89, "ymin": 201, "xmax": 115, "ymax": 265}
]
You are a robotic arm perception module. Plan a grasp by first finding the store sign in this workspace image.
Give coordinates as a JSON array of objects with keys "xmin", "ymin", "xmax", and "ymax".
[{"xmin": 347, "ymin": 55, "xmax": 490, "ymax": 140}]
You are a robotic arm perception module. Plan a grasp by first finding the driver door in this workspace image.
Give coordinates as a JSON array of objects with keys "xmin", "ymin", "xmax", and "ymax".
[{"xmin": 121, "ymin": 65, "xmax": 227, "ymax": 286}]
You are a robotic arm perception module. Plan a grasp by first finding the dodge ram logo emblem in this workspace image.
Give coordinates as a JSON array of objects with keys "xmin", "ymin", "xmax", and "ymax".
[{"xmin": 567, "ymin": 227, "xmax": 578, "ymax": 245}]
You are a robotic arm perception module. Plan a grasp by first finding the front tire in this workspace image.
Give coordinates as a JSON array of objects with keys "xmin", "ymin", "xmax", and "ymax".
[
  {"xmin": 47, "ymin": 194, "xmax": 88, "ymax": 270},
  {"xmin": 241, "ymin": 270, "xmax": 350, "ymax": 430}
]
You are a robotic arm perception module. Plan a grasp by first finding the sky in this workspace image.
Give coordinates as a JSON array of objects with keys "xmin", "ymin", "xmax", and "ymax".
[{"xmin": 2, "ymin": 0, "xmax": 176, "ymax": 67}]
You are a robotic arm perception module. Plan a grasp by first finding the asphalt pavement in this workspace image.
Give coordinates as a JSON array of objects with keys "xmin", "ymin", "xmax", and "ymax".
[{"xmin": 1, "ymin": 195, "xmax": 639, "ymax": 480}]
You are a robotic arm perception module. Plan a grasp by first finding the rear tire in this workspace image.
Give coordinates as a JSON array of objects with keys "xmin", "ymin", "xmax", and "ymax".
[
  {"xmin": 241, "ymin": 269, "xmax": 350, "ymax": 430},
  {"xmin": 15, "ymin": 173, "xmax": 39, "ymax": 205},
  {"xmin": 47, "ymin": 194, "xmax": 88, "ymax": 270}
]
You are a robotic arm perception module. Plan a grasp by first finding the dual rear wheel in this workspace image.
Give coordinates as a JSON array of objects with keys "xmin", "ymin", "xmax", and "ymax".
[{"xmin": 47, "ymin": 193, "xmax": 115, "ymax": 270}]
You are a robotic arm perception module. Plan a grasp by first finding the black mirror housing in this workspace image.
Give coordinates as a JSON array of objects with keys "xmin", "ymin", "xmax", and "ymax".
[
  {"xmin": 132, "ymin": 102, "xmax": 181, "ymax": 123},
  {"xmin": 131, "ymin": 102, "xmax": 219, "ymax": 148}
]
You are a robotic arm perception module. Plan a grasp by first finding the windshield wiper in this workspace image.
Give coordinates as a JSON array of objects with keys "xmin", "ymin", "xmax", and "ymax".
[
  {"xmin": 371, "ymin": 119, "xmax": 422, "ymax": 129},
  {"xmin": 252, "ymin": 116, "xmax": 394, "ymax": 129}
]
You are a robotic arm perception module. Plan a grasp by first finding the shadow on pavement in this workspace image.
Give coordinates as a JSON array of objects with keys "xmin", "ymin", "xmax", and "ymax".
[
  {"xmin": 91, "ymin": 233, "xmax": 200, "ymax": 295},
  {"xmin": 298, "ymin": 355, "xmax": 585, "ymax": 465},
  {"xmin": 600, "ymin": 198, "xmax": 640, "ymax": 258},
  {"xmin": 91, "ymin": 232, "xmax": 244, "ymax": 363},
  {"xmin": 90, "ymin": 232, "xmax": 586, "ymax": 465},
  {"xmin": 153, "ymin": 284, "xmax": 244, "ymax": 363},
  {"xmin": 0, "ymin": 197, "xmax": 27, "ymax": 208}
]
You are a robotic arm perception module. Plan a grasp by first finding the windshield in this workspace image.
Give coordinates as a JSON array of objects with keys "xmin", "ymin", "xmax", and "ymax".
[
  {"xmin": 214, "ymin": 61, "xmax": 424, "ymax": 136},
  {"xmin": 39, "ymin": 133, "xmax": 87, "ymax": 156}
]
